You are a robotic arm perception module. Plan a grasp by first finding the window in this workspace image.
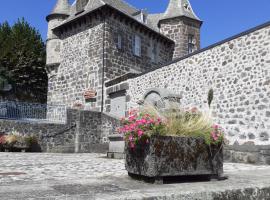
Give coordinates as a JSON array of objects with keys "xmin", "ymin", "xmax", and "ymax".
[
  {"xmin": 110, "ymin": 90, "xmax": 126, "ymax": 118},
  {"xmin": 188, "ymin": 34, "xmax": 195, "ymax": 54},
  {"xmin": 133, "ymin": 11, "xmax": 147, "ymax": 24},
  {"xmin": 133, "ymin": 35, "xmax": 141, "ymax": 57},
  {"xmin": 117, "ymin": 34, "xmax": 122, "ymax": 50},
  {"xmin": 150, "ymin": 40, "xmax": 158, "ymax": 63}
]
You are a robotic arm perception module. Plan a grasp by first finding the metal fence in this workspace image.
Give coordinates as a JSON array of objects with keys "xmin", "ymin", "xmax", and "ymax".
[{"xmin": 0, "ymin": 101, "xmax": 67, "ymax": 124}]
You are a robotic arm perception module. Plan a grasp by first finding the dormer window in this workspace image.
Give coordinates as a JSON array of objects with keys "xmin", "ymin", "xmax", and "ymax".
[
  {"xmin": 76, "ymin": 0, "xmax": 89, "ymax": 14},
  {"xmin": 133, "ymin": 11, "xmax": 147, "ymax": 24},
  {"xmin": 184, "ymin": 3, "xmax": 191, "ymax": 11}
]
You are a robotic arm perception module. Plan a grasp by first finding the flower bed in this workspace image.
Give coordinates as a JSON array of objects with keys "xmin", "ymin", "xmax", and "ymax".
[
  {"xmin": 119, "ymin": 105, "xmax": 225, "ymax": 183},
  {"xmin": 0, "ymin": 131, "xmax": 40, "ymax": 152}
]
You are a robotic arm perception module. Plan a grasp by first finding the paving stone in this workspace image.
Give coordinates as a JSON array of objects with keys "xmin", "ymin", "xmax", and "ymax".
[{"xmin": 1, "ymin": 153, "xmax": 270, "ymax": 199}]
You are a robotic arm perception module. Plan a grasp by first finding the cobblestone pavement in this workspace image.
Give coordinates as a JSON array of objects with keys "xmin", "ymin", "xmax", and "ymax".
[{"xmin": 1, "ymin": 153, "xmax": 270, "ymax": 199}]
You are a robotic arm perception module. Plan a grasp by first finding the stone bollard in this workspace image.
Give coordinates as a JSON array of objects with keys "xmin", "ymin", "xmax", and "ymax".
[{"xmin": 107, "ymin": 134, "xmax": 125, "ymax": 159}]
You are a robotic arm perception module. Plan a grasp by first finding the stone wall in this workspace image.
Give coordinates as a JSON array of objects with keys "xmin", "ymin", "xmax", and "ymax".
[
  {"xmin": 224, "ymin": 144, "xmax": 270, "ymax": 165},
  {"xmin": 121, "ymin": 22, "xmax": 270, "ymax": 148},
  {"xmin": 105, "ymin": 16, "xmax": 174, "ymax": 81},
  {"xmin": 160, "ymin": 17, "xmax": 201, "ymax": 59},
  {"xmin": 0, "ymin": 109, "xmax": 120, "ymax": 153},
  {"xmin": 47, "ymin": 17, "xmax": 104, "ymax": 110},
  {"xmin": 47, "ymin": 8, "xmax": 175, "ymax": 113}
]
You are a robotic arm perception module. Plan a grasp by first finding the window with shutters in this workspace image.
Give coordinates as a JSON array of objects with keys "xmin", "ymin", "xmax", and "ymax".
[
  {"xmin": 133, "ymin": 35, "xmax": 141, "ymax": 57},
  {"xmin": 76, "ymin": 0, "xmax": 89, "ymax": 14}
]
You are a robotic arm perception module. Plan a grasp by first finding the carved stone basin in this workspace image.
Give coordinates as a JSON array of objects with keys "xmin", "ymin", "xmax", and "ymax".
[{"xmin": 125, "ymin": 135, "xmax": 223, "ymax": 183}]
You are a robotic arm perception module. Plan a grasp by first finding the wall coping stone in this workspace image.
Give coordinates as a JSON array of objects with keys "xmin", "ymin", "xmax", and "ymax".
[{"xmin": 105, "ymin": 73, "xmax": 138, "ymax": 87}]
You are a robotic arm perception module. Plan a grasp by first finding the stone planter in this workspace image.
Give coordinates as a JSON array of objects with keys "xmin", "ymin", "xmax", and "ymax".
[
  {"xmin": 125, "ymin": 135, "xmax": 223, "ymax": 183},
  {"xmin": 4, "ymin": 145, "xmax": 28, "ymax": 152},
  {"xmin": 1, "ymin": 144, "xmax": 41, "ymax": 152}
]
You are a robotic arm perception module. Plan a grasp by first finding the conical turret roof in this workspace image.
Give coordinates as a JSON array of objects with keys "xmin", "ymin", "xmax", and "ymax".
[
  {"xmin": 47, "ymin": 0, "xmax": 70, "ymax": 21},
  {"xmin": 162, "ymin": 0, "xmax": 201, "ymax": 21}
]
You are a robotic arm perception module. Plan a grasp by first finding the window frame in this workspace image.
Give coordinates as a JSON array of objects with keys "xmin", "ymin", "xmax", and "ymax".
[
  {"xmin": 116, "ymin": 34, "xmax": 123, "ymax": 50},
  {"xmin": 133, "ymin": 35, "xmax": 141, "ymax": 57},
  {"xmin": 188, "ymin": 34, "xmax": 195, "ymax": 54},
  {"xmin": 150, "ymin": 40, "xmax": 158, "ymax": 63}
]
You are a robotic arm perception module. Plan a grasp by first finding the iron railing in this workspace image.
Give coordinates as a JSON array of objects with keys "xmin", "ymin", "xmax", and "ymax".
[{"xmin": 0, "ymin": 101, "xmax": 66, "ymax": 124}]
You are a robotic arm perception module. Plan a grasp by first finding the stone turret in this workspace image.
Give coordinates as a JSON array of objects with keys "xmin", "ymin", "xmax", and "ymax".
[
  {"xmin": 46, "ymin": 0, "xmax": 70, "ymax": 67},
  {"xmin": 159, "ymin": 0, "xmax": 202, "ymax": 59}
]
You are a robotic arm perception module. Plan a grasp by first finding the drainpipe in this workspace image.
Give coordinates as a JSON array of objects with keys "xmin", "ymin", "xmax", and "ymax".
[
  {"xmin": 101, "ymin": 10, "xmax": 106, "ymax": 113},
  {"xmin": 75, "ymin": 110, "xmax": 80, "ymax": 153}
]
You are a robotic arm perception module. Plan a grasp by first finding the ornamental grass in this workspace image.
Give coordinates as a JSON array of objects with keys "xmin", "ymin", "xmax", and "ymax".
[{"xmin": 119, "ymin": 101, "xmax": 224, "ymax": 149}]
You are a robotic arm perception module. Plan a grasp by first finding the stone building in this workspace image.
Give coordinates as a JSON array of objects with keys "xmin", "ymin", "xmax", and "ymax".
[
  {"xmin": 46, "ymin": 0, "xmax": 201, "ymax": 114},
  {"xmin": 43, "ymin": 0, "xmax": 270, "ymax": 162}
]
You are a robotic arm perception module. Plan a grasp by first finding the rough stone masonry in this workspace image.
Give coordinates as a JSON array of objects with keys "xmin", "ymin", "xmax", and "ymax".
[
  {"xmin": 117, "ymin": 22, "xmax": 270, "ymax": 164},
  {"xmin": 1, "ymin": 0, "xmax": 269, "ymax": 163}
]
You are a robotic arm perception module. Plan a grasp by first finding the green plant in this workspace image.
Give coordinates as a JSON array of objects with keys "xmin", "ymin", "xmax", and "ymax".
[
  {"xmin": 208, "ymin": 89, "xmax": 214, "ymax": 108},
  {"xmin": 119, "ymin": 109, "xmax": 165, "ymax": 149},
  {"xmin": 120, "ymin": 102, "xmax": 225, "ymax": 149},
  {"xmin": 24, "ymin": 135, "xmax": 38, "ymax": 147}
]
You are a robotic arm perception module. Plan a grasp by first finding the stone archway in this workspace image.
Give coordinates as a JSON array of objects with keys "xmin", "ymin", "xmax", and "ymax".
[{"xmin": 141, "ymin": 88, "xmax": 182, "ymax": 110}]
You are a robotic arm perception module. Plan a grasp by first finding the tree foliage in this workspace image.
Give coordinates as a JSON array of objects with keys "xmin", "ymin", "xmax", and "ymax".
[{"xmin": 0, "ymin": 18, "xmax": 47, "ymax": 103}]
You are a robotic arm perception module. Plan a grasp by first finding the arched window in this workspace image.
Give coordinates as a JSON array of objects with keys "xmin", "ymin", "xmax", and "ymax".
[{"xmin": 76, "ymin": 0, "xmax": 89, "ymax": 14}]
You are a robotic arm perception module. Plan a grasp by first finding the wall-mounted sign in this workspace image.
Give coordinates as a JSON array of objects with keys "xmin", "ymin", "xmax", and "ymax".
[{"xmin": 83, "ymin": 89, "xmax": 97, "ymax": 100}]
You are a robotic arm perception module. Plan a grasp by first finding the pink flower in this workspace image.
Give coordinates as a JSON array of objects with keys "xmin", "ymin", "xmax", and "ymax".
[
  {"xmin": 128, "ymin": 123, "xmax": 136, "ymax": 131},
  {"xmin": 130, "ymin": 142, "xmax": 135, "ymax": 149},
  {"xmin": 141, "ymin": 118, "xmax": 147, "ymax": 124},
  {"xmin": 129, "ymin": 115, "xmax": 136, "ymax": 121},
  {"xmin": 128, "ymin": 109, "xmax": 138, "ymax": 117},
  {"xmin": 143, "ymin": 114, "xmax": 150, "ymax": 118},
  {"xmin": 213, "ymin": 124, "xmax": 219, "ymax": 129},
  {"xmin": 191, "ymin": 107, "xmax": 198, "ymax": 113},
  {"xmin": 120, "ymin": 117, "xmax": 126, "ymax": 122},
  {"xmin": 138, "ymin": 129, "xmax": 144, "ymax": 137},
  {"xmin": 129, "ymin": 135, "xmax": 133, "ymax": 142},
  {"xmin": 147, "ymin": 120, "xmax": 152, "ymax": 125},
  {"xmin": 124, "ymin": 125, "xmax": 129, "ymax": 132},
  {"xmin": 146, "ymin": 139, "xmax": 149, "ymax": 144}
]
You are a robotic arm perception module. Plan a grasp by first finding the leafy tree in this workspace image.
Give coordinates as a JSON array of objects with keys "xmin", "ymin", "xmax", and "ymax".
[
  {"xmin": 0, "ymin": 22, "xmax": 12, "ymax": 87},
  {"xmin": 0, "ymin": 18, "xmax": 47, "ymax": 103}
]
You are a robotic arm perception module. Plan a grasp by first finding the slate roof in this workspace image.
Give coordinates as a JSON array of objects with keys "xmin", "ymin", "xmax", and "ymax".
[
  {"xmin": 162, "ymin": 0, "xmax": 201, "ymax": 21},
  {"xmin": 47, "ymin": 0, "xmax": 70, "ymax": 21},
  {"xmin": 146, "ymin": 13, "xmax": 163, "ymax": 32},
  {"xmin": 52, "ymin": 0, "xmax": 200, "ymax": 38},
  {"xmin": 68, "ymin": 0, "xmax": 138, "ymax": 19}
]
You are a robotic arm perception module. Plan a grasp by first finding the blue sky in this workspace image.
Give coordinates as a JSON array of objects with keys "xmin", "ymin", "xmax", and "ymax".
[{"xmin": 0, "ymin": 0, "xmax": 269, "ymax": 47}]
